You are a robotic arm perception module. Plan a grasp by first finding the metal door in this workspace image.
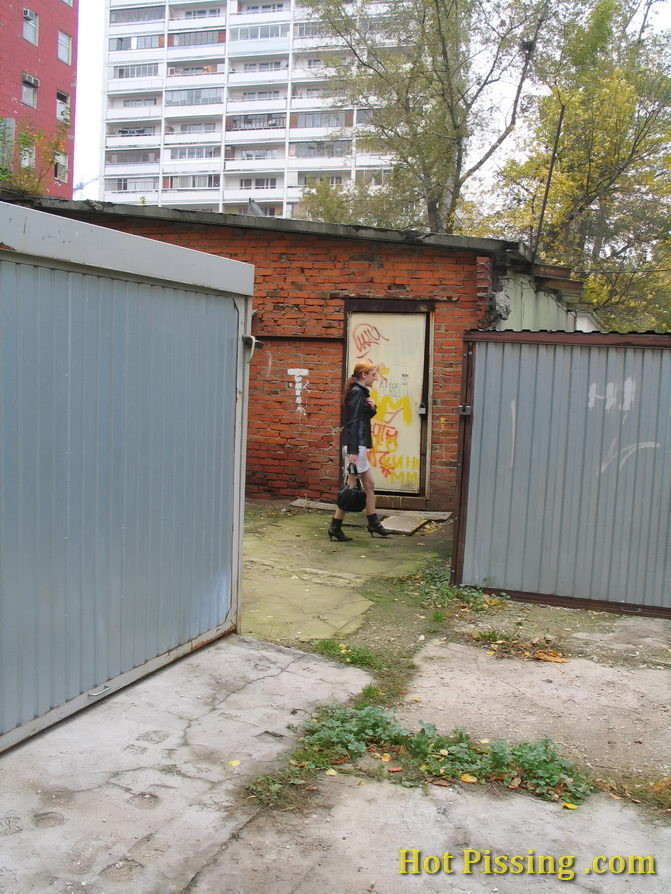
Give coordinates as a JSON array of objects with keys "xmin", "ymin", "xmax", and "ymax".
[
  {"xmin": 453, "ymin": 332, "xmax": 671, "ymax": 617},
  {"xmin": 347, "ymin": 312, "xmax": 428, "ymax": 494}
]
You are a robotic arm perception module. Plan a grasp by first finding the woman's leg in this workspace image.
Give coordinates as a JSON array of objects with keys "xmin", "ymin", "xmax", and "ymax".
[{"xmin": 360, "ymin": 469, "xmax": 376, "ymax": 515}]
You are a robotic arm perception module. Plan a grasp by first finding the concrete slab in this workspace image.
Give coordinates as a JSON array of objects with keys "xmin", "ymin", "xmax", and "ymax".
[
  {"xmin": 399, "ymin": 641, "xmax": 671, "ymax": 776},
  {"xmin": 0, "ymin": 636, "xmax": 370, "ymax": 893},
  {"xmin": 290, "ymin": 498, "xmax": 452, "ymax": 521},
  {"xmin": 241, "ymin": 510, "xmax": 433, "ymax": 641},
  {"xmin": 381, "ymin": 514, "xmax": 428, "ymax": 534},
  {"xmin": 182, "ymin": 775, "xmax": 671, "ymax": 893}
]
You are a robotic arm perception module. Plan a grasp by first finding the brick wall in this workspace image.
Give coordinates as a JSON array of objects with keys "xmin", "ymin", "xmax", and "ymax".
[{"xmin": 44, "ymin": 212, "xmax": 494, "ymax": 509}]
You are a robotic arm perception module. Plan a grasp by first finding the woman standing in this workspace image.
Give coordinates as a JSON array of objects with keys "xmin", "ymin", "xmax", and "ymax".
[{"xmin": 328, "ymin": 360, "xmax": 389, "ymax": 542}]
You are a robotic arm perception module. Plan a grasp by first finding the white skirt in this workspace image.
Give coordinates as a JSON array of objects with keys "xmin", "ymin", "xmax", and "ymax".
[{"xmin": 342, "ymin": 444, "xmax": 370, "ymax": 474}]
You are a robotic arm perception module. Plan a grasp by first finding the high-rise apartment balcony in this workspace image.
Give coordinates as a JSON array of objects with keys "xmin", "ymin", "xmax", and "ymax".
[
  {"xmin": 167, "ymin": 43, "xmax": 228, "ymax": 62},
  {"xmin": 223, "ymin": 156, "xmax": 285, "ymax": 172},
  {"xmin": 164, "ymin": 129, "xmax": 223, "ymax": 144},
  {"xmin": 160, "ymin": 188, "xmax": 222, "ymax": 204},
  {"xmin": 166, "ymin": 71, "xmax": 226, "ymax": 89},
  {"xmin": 106, "ymin": 105, "xmax": 164, "ymax": 121},
  {"xmin": 107, "ymin": 75, "xmax": 164, "ymax": 93},
  {"xmin": 227, "ymin": 95, "xmax": 288, "ymax": 112},
  {"xmin": 286, "ymin": 154, "xmax": 351, "ymax": 171},
  {"xmin": 222, "ymin": 186, "xmax": 284, "ymax": 203},
  {"xmin": 168, "ymin": 13, "xmax": 228, "ymax": 31},
  {"xmin": 106, "ymin": 133, "xmax": 162, "ymax": 149},
  {"xmin": 227, "ymin": 67, "xmax": 289, "ymax": 84},
  {"xmin": 104, "ymin": 161, "xmax": 161, "ymax": 177}
]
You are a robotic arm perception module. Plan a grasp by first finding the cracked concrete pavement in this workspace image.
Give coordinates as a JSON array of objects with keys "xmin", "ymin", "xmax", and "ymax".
[{"xmin": 0, "ymin": 636, "xmax": 370, "ymax": 892}]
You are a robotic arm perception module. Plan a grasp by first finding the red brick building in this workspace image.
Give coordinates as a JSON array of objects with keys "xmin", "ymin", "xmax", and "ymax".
[
  {"xmin": 8, "ymin": 198, "xmax": 585, "ymax": 510},
  {"xmin": 0, "ymin": 1, "xmax": 78, "ymax": 198}
]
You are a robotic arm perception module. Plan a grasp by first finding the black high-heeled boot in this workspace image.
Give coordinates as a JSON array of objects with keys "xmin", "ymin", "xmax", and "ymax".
[
  {"xmin": 328, "ymin": 517, "xmax": 352, "ymax": 542},
  {"xmin": 366, "ymin": 513, "xmax": 389, "ymax": 537}
]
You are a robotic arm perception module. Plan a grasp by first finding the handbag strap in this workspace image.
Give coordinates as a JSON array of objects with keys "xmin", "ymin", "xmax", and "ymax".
[{"xmin": 346, "ymin": 462, "xmax": 363, "ymax": 489}]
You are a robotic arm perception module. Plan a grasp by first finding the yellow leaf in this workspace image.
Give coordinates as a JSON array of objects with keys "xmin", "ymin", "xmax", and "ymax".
[
  {"xmin": 325, "ymin": 768, "xmax": 337, "ymax": 776},
  {"xmin": 419, "ymin": 764, "xmax": 429, "ymax": 772},
  {"xmin": 227, "ymin": 760, "xmax": 241, "ymax": 767},
  {"xmin": 412, "ymin": 697, "xmax": 422, "ymax": 702},
  {"xmin": 535, "ymin": 650, "xmax": 569, "ymax": 663},
  {"xmin": 562, "ymin": 802, "xmax": 579, "ymax": 809},
  {"xmin": 381, "ymin": 753, "xmax": 392, "ymax": 762},
  {"xmin": 485, "ymin": 650, "xmax": 496, "ymax": 655},
  {"xmin": 357, "ymin": 780, "xmax": 366, "ymax": 786},
  {"xmin": 460, "ymin": 774, "xmax": 478, "ymax": 784},
  {"xmin": 439, "ymin": 749, "xmax": 449, "ymax": 756},
  {"xmin": 507, "ymin": 776, "xmax": 522, "ymax": 789},
  {"xmin": 478, "ymin": 739, "xmax": 490, "ymax": 744}
]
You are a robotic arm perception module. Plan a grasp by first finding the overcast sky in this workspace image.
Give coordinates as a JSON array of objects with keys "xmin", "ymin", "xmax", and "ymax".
[{"xmin": 74, "ymin": 0, "xmax": 106, "ymax": 199}]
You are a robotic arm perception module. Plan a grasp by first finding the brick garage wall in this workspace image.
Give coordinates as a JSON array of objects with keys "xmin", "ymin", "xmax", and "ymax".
[{"xmin": 42, "ymin": 212, "xmax": 493, "ymax": 509}]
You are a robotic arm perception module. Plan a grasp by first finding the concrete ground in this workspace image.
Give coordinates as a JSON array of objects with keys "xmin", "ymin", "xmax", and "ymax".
[{"xmin": 1, "ymin": 505, "xmax": 670, "ymax": 893}]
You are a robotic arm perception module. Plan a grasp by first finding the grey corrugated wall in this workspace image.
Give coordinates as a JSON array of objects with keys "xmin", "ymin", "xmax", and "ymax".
[
  {"xmin": 461, "ymin": 340, "xmax": 671, "ymax": 610},
  {"xmin": 0, "ymin": 258, "xmax": 241, "ymax": 739}
]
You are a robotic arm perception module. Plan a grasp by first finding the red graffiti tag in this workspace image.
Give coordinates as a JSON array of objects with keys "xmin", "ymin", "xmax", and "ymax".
[{"xmin": 352, "ymin": 322, "xmax": 389, "ymax": 359}]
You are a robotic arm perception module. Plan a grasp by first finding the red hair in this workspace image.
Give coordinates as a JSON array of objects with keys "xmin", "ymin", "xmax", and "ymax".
[{"xmin": 342, "ymin": 361, "xmax": 377, "ymax": 401}]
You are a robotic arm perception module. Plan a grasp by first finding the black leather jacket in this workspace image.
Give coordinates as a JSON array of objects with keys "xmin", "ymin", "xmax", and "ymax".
[{"xmin": 344, "ymin": 382, "xmax": 377, "ymax": 453}]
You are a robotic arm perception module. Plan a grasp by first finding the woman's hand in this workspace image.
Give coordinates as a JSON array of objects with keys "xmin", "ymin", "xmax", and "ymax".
[
  {"xmin": 366, "ymin": 398, "xmax": 376, "ymax": 408},
  {"xmin": 348, "ymin": 453, "xmax": 358, "ymax": 466}
]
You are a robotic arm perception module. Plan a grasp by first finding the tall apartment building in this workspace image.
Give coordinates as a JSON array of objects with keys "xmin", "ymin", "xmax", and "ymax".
[
  {"xmin": 102, "ymin": 0, "xmax": 387, "ymax": 215},
  {"xmin": 0, "ymin": 1, "xmax": 78, "ymax": 199}
]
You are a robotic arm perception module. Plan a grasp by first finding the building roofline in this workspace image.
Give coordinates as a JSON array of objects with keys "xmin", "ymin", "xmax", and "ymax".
[{"xmin": 25, "ymin": 196, "xmax": 534, "ymax": 264}]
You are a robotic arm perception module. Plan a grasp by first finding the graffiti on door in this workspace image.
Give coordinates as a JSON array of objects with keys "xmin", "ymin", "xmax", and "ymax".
[{"xmin": 347, "ymin": 313, "xmax": 427, "ymax": 494}]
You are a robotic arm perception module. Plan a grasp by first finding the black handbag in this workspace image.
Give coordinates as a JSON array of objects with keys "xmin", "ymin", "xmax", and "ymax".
[{"xmin": 336, "ymin": 463, "xmax": 367, "ymax": 512}]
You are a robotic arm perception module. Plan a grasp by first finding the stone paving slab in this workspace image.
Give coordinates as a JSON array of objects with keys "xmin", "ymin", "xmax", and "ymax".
[{"xmin": 381, "ymin": 514, "xmax": 428, "ymax": 534}]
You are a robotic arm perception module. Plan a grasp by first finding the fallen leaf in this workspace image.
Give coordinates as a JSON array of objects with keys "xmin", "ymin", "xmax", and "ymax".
[
  {"xmin": 485, "ymin": 650, "xmax": 496, "ymax": 655},
  {"xmin": 381, "ymin": 753, "xmax": 392, "ymax": 762},
  {"xmin": 562, "ymin": 802, "xmax": 579, "ymax": 809},
  {"xmin": 460, "ymin": 774, "xmax": 478, "ymax": 784},
  {"xmin": 357, "ymin": 780, "xmax": 367, "ymax": 786},
  {"xmin": 306, "ymin": 786, "xmax": 319, "ymax": 792},
  {"xmin": 535, "ymin": 650, "xmax": 569, "ymax": 663},
  {"xmin": 439, "ymin": 749, "xmax": 449, "ymax": 756},
  {"xmin": 431, "ymin": 779, "xmax": 452, "ymax": 787},
  {"xmin": 507, "ymin": 776, "xmax": 522, "ymax": 789},
  {"xmin": 387, "ymin": 767, "xmax": 403, "ymax": 773},
  {"xmin": 227, "ymin": 760, "xmax": 241, "ymax": 767},
  {"xmin": 325, "ymin": 768, "xmax": 337, "ymax": 776},
  {"xmin": 478, "ymin": 739, "xmax": 490, "ymax": 744},
  {"xmin": 412, "ymin": 697, "xmax": 422, "ymax": 702}
]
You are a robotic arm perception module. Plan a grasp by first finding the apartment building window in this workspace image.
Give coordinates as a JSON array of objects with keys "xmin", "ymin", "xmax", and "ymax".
[
  {"xmin": 241, "ymin": 90, "xmax": 280, "ymax": 101},
  {"xmin": 229, "ymin": 24, "xmax": 289, "ymax": 40},
  {"xmin": 114, "ymin": 126, "xmax": 157, "ymax": 136},
  {"xmin": 306, "ymin": 58, "xmax": 323, "ymax": 69},
  {"xmin": 113, "ymin": 63, "xmax": 160, "ymax": 79},
  {"xmin": 230, "ymin": 114, "xmax": 285, "ymax": 129},
  {"xmin": 299, "ymin": 173, "xmax": 344, "ymax": 186},
  {"xmin": 105, "ymin": 176, "xmax": 160, "ymax": 192},
  {"xmin": 23, "ymin": 9, "xmax": 39, "ymax": 44},
  {"xmin": 239, "ymin": 177, "xmax": 277, "ymax": 189},
  {"xmin": 106, "ymin": 149, "xmax": 161, "ymax": 164},
  {"xmin": 122, "ymin": 96, "xmax": 158, "ymax": 106},
  {"xmin": 163, "ymin": 174, "xmax": 220, "ymax": 189},
  {"xmin": 56, "ymin": 91, "xmax": 71, "ymax": 122},
  {"xmin": 172, "ymin": 30, "xmax": 223, "ymax": 47},
  {"xmin": 110, "ymin": 6, "xmax": 165, "ymax": 24},
  {"xmin": 22, "ymin": 74, "xmax": 39, "ymax": 108},
  {"xmin": 166, "ymin": 122, "xmax": 217, "ymax": 134},
  {"xmin": 295, "ymin": 111, "xmax": 345, "ymax": 128},
  {"xmin": 239, "ymin": 147, "xmax": 279, "ymax": 159},
  {"xmin": 294, "ymin": 22, "xmax": 327, "ymax": 38},
  {"xmin": 242, "ymin": 60, "xmax": 286, "ymax": 72},
  {"xmin": 184, "ymin": 7, "xmax": 222, "ymax": 17},
  {"xmin": 170, "ymin": 145, "xmax": 221, "ymax": 159},
  {"xmin": 292, "ymin": 139, "xmax": 351, "ymax": 157},
  {"xmin": 57, "ymin": 32, "xmax": 72, "ymax": 64},
  {"xmin": 137, "ymin": 35, "xmax": 161, "ymax": 49},
  {"xmin": 54, "ymin": 152, "xmax": 68, "ymax": 182},
  {"xmin": 165, "ymin": 88, "xmax": 223, "ymax": 105},
  {"xmin": 244, "ymin": 3, "xmax": 285, "ymax": 12},
  {"xmin": 109, "ymin": 37, "xmax": 132, "ymax": 50},
  {"xmin": 169, "ymin": 63, "xmax": 220, "ymax": 75}
]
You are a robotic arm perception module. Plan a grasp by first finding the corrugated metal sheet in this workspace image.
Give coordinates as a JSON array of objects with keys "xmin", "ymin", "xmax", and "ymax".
[
  {"xmin": 460, "ymin": 339, "xmax": 671, "ymax": 611},
  {"xmin": 0, "ymin": 257, "xmax": 242, "ymax": 741}
]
